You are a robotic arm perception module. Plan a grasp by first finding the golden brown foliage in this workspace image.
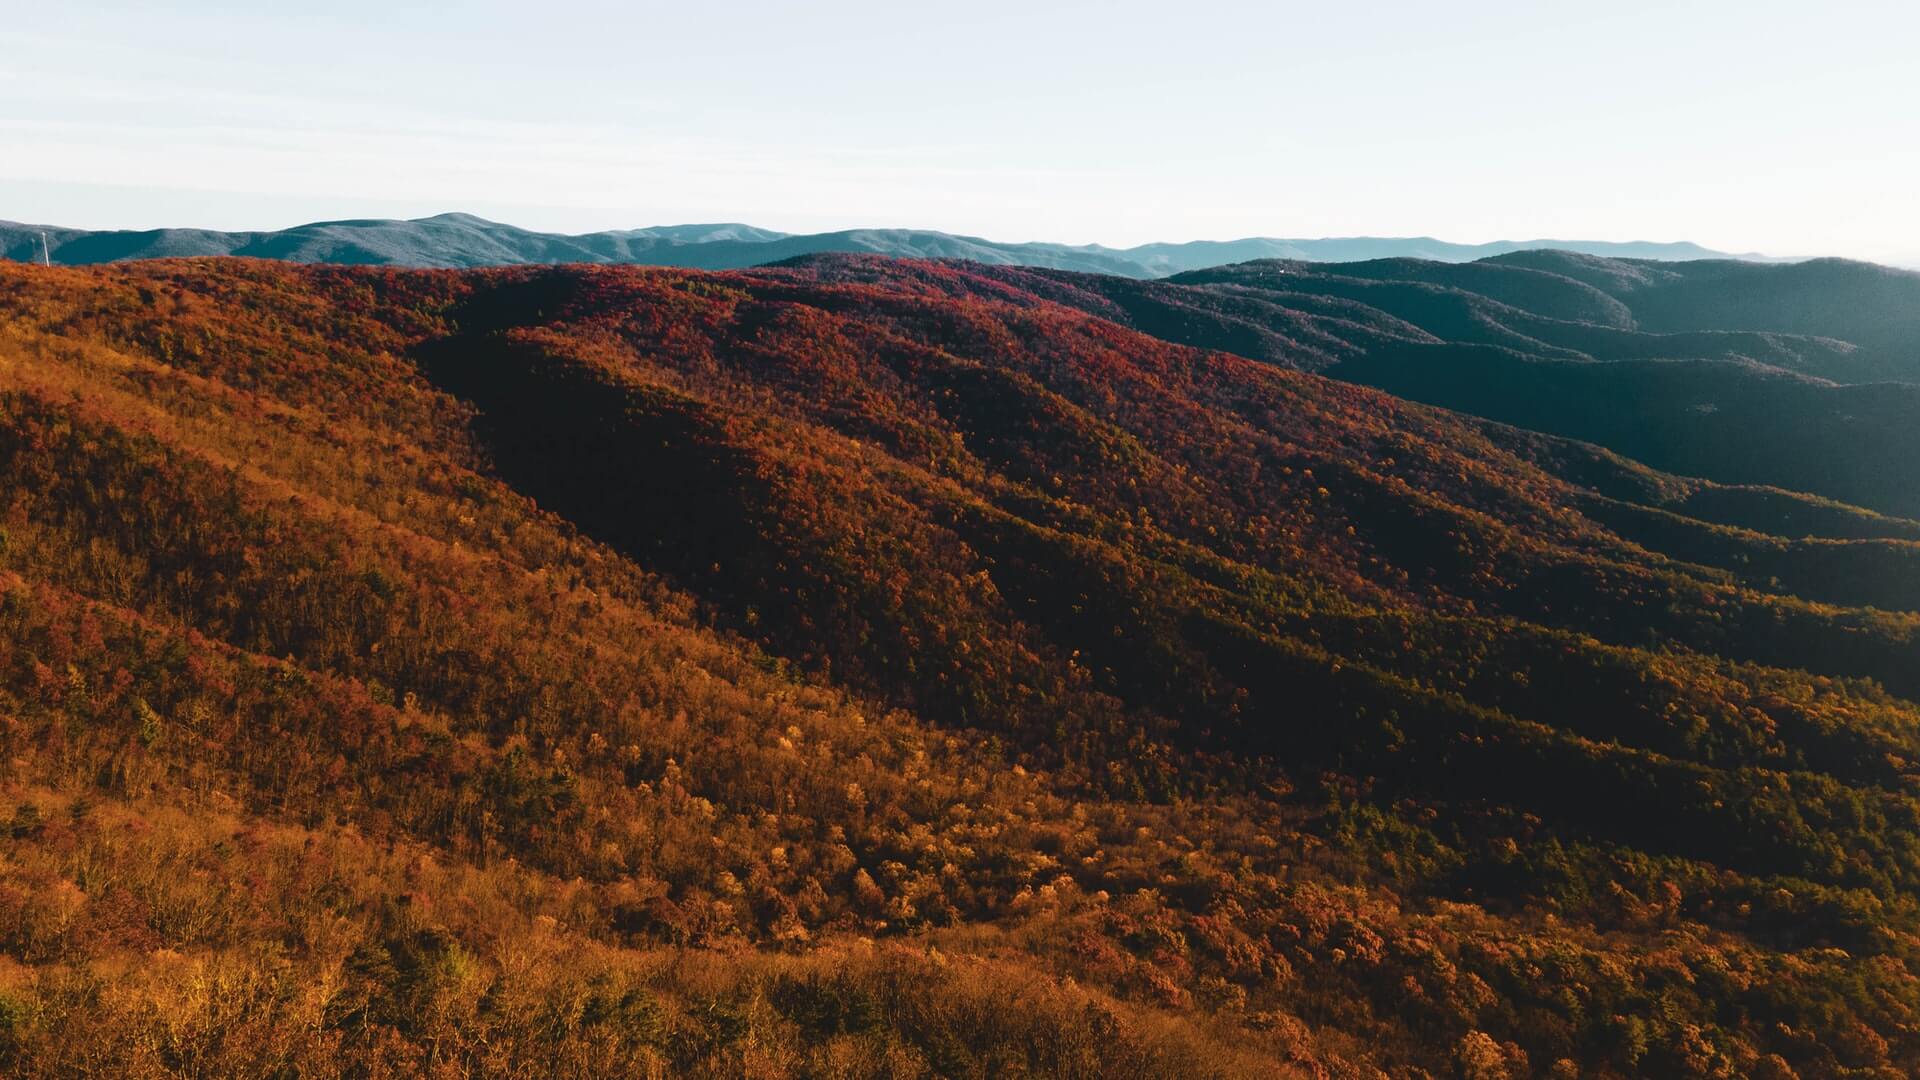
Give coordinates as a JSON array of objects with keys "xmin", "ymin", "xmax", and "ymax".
[{"xmin": 1, "ymin": 258, "xmax": 1918, "ymax": 1077}]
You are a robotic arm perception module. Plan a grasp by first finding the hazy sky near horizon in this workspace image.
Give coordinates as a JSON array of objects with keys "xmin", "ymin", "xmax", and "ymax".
[{"xmin": 5, "ymin": 1, "xmax": 1918, "ymax": 261}]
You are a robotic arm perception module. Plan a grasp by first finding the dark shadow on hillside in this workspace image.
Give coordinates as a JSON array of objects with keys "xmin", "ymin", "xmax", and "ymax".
[{"xmin": 410, "ymin": 285, "xmax": 781, "ymax": 622}]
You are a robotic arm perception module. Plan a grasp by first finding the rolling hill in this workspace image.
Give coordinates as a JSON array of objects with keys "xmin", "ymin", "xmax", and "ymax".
[
  {"xmin": 2, "ymin": 256, "xmax": 1920, "ymax": 1076},
  {"xmin": 0, "ymin": 213, "xmax": 1761, "ymax": 276},
  {"xmin": 917, "ymin": 253, "xmax": 1920, "ymax": 517},
  {"xmin": 1490, "ymin": 250, "xmax": 1920, "ymax": 375}
]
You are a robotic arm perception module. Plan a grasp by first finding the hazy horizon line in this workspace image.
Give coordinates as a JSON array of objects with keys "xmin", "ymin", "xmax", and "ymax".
[{"xmin": 5, "ymin": 208, "xmax": 1825, "ymax": 261}]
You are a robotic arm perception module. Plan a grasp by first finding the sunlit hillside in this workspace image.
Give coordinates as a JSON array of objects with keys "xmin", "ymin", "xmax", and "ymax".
[{"xmin": 2, "ymin": 257, "xmax": 1918, "ymax": 1077}]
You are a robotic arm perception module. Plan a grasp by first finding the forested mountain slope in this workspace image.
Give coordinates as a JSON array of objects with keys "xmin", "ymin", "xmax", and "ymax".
[
  {"xmin": 1, "ymin": 257, "xmax": 1919, "ymax": 1077},
  {"xmin": 913, "ymin": 254, "xmax": 1920, "ymax": 517},
  {"xmin": 1490, "ymin": 251, "xmax": 1920, "ymax": 371}
]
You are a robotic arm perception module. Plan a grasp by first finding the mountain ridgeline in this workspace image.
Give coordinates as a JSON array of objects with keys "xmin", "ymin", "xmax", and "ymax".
[
  {"xmin": 2, "ymin": 212, "xmax": 1758, "ymax": 276},
  {"xmin": 923, "ymin": 250, "xmax": 1920, "ymax": 518},
  {"xmin": 3, "ymin": 255, "xmax": 1920, "ymax": 1076}
]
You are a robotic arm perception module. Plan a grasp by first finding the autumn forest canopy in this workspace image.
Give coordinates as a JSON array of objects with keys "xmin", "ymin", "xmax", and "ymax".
[{"xmin": 3, "ymin": 249, "xmax": 1920, "ymax": 1077}]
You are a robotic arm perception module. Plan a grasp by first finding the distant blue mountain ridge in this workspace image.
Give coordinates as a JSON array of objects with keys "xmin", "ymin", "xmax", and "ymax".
[{"xmin": 0, "ymin": 212, "xmax": 1789, "ymax": 277}]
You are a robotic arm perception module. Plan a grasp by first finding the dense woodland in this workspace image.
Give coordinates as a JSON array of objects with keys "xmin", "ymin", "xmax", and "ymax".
[
  {"xmin": 921, "ymin": 252, "xmax": 1920, "ymax": 518},
  {"xmin": 2, "ymin": 256, "xmax": 1920, "ymax": 1076}
]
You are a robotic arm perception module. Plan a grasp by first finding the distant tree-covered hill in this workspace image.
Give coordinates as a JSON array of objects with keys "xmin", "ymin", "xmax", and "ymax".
[
  {"xmin": 905, "ymin": 253, "xmax": 1920, "ymax": 516},
  {"xmin": 0, "ymin": 211, "xmax": 1763, "ymax": 276}
]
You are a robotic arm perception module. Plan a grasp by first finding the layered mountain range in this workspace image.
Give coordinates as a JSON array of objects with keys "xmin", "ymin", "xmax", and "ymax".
[
  {"xmin": 1, "ymin": 212, "xmax": 1762, "ymax": 275},
  {"xmin": 925, "ymin": 251, "xmax": 1920, "ymax": 518},
  {"xmin": 3, "ymin": 249, "xmax": 1920, "ymax": 1076}
]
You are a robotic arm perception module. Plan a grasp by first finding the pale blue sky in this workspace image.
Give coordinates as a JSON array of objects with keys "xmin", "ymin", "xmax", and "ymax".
[{"xmin": 5, "ymin": 1, "xmax": 1917, "ymax": 260}]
